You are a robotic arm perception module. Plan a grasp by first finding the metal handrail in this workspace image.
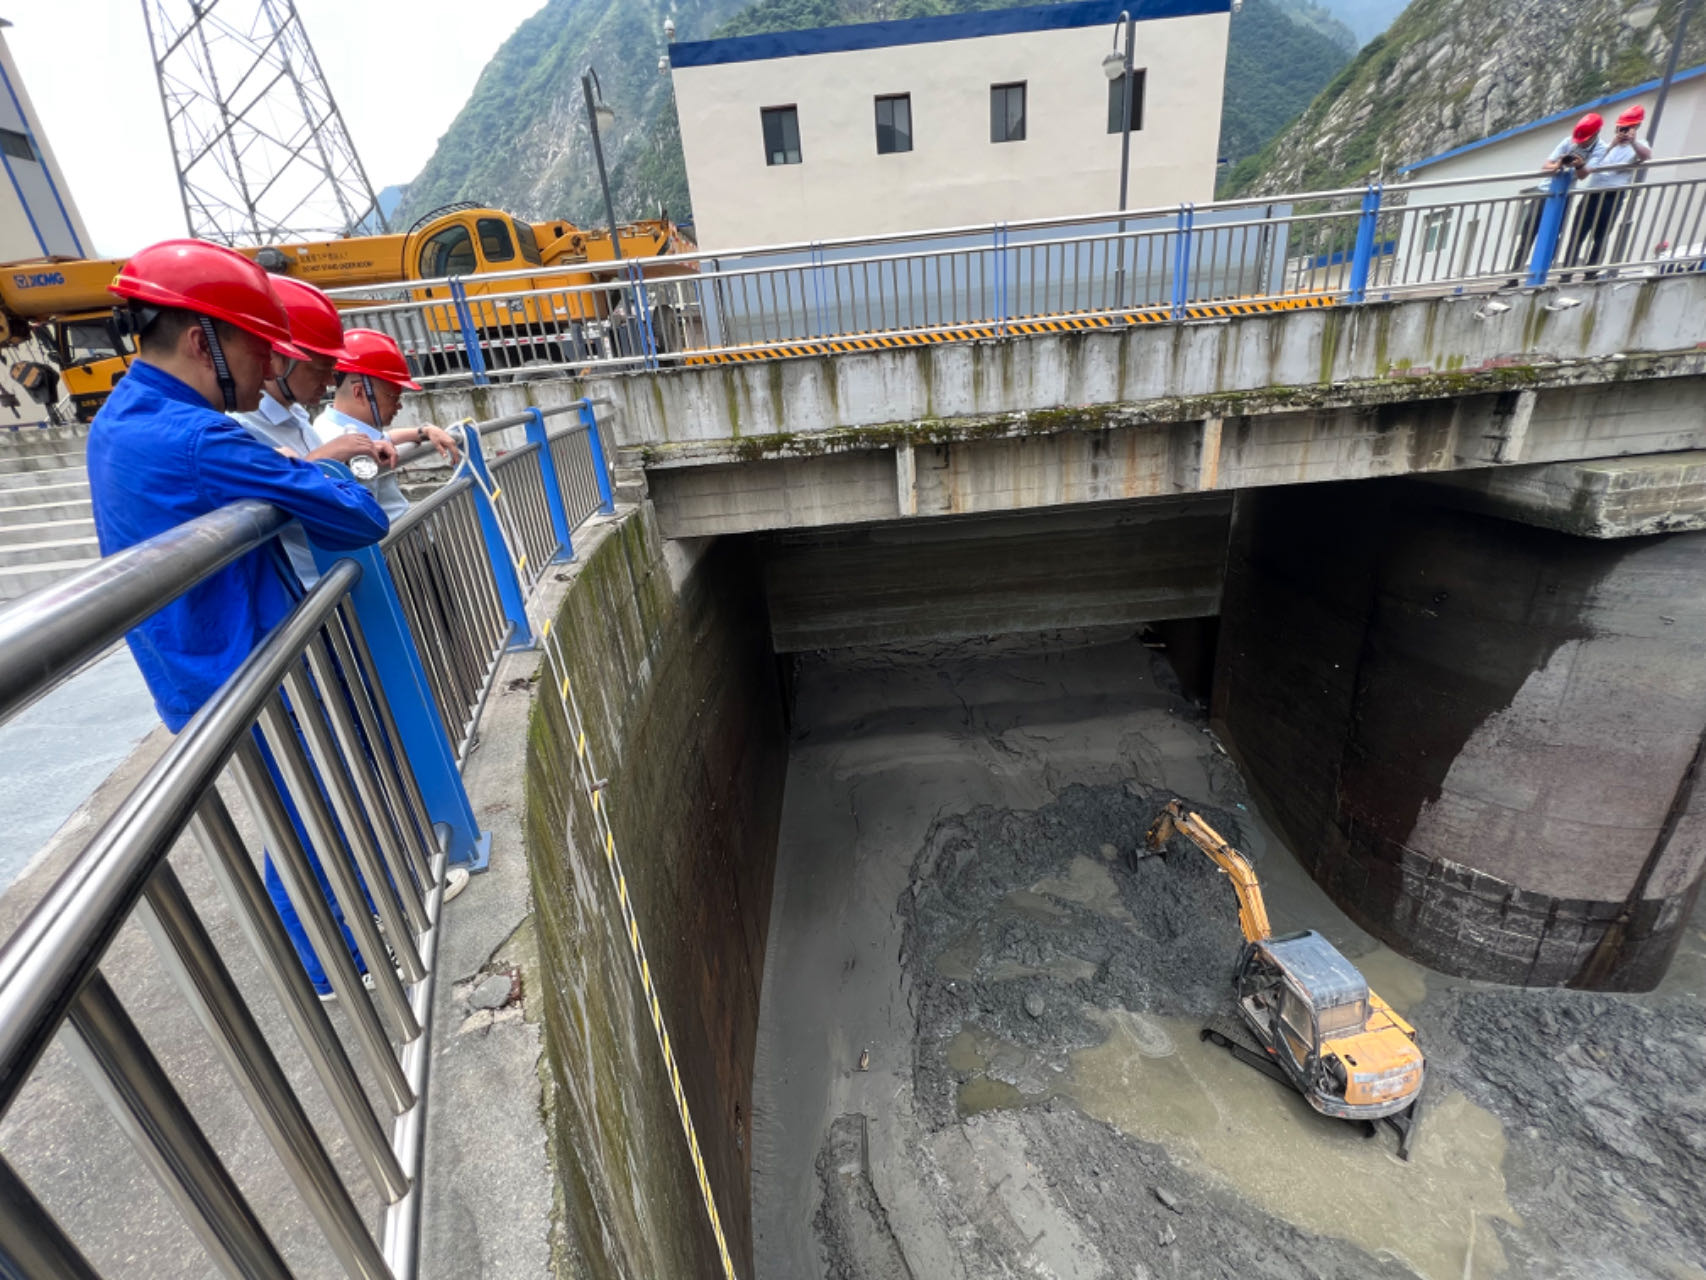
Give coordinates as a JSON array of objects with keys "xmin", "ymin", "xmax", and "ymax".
[
  {"xmin": 0, "ymin": 559, "xmax": 363, "ymax": 1111},
  {"xmin": 0, "ymin": 501, "xmax": 286, "ymax": 722},
  {"xmin": 317, "ymin": 152, "xmax": 1706, "ymax": 300},
  {"xmin": 0, "ymin": 393, "xmax": 618, "ymax": 1278}
]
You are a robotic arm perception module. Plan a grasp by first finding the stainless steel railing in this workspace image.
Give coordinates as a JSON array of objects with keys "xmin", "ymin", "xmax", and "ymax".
[
  {"xmin": 322, "ymin": 155, "xmax": 1706, "ymax": 387},
  {"xmin": 547, "ymin": 418, "xmax": 607, "ymax": 532},
  {"xmin": 0, "ymin": 558, "xmax": 441, "ymax": 1280},
  {"xmin": 488, "ymin": 442, "xmax": 559, "ymax": 594},
  {"xmin": 381, "ymin": 476, "xmax": 512, "ymax": 763},
  {"xmin": 0, "ymin": 396, "xmax": 616, "ymax": 1278}
]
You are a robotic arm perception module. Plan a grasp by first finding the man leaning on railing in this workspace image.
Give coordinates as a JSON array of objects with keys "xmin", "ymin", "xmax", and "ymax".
[{"xmin": 86, "ymin": 239, "xmax": 411, "ymax": 1000}]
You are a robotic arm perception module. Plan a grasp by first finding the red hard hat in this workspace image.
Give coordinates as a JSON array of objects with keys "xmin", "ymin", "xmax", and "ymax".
[
  {"xmin": 336, "ymin": 328, "xmax": 421, "ymax": 390},
  {"xmin": 1617, "ymin": 104, "xmax": 1646, "ymax": 128},
  {"xmin": 110, "ymin": 239, "xmax": 303, "ymax": 358},
  {"xmin": 269, "ymin": 276, "xmax": 351, "ymax": 361},
  {"xmin": 1573, "ymin": 113, "xmax": 1604, "ymax": 144}
]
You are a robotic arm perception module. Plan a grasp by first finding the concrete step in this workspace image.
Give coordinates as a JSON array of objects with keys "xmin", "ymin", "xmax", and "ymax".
[
  {"xmin": 0, "ymin": 450, "xmax": 85, "ymax": 473},
  {"xmin": 0, "ymin": 426, "xmax": 90, "ymax": 458},
  {"xmin": 0, "ymin": 556, "xmax": 99, "ymax": 601},
  {"xmin": 0, "ymin": 534, "xmax": 101, "ymax": 567},
  {"xmin": 0, "ymin": 518, "xmax": 94, "ymax": 548},
  {"xmin": 0, "ymin": 463, "xmax": 86, "ymax": 491},
  {"xmin": 0, "ymin": 498, "xmax": 90, "ymax": 527},
  {"xmin": 0, "ymin": 477, "xmax": 88, "ymax": 506}
]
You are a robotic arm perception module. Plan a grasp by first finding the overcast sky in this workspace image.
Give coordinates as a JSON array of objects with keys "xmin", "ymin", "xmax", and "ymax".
[{"xmin": 4, "ymin": 1, "xmax": 545, "ymax": 257}]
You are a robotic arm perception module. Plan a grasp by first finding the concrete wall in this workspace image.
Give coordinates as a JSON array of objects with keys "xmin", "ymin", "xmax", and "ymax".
[
  {"xmin": 668, "ymin": 1, "xmax": 1228, "ymax": 248},
  {"xmin": 525, "ymin": 504, "xmax": 787, "ymax": 1276},
  {"xmin": 1213, "ymin": 480, "xmax": 1706, "ymax": 990},
  {"xmin": 761, "ymin": 495, "xmax": 1228, "ymax": 650}
]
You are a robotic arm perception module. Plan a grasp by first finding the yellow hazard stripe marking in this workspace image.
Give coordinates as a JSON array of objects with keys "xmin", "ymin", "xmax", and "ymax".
[{"xmin": 679, "ymin": 293, "xmax": 1336, "ymax": 367}]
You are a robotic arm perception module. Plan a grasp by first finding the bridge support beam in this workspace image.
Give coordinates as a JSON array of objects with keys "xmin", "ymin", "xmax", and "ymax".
[
  {"xmin": 1213, "ymin": 480, "xmax": 1706, "ymax": 990},
  {"xmin": 1424, "ymin": 450, "xmax": 1706, "ymax": 538}
]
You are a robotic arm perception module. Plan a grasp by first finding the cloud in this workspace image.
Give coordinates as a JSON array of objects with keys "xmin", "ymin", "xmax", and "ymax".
[{"xmin": 4, "ymin": 0, "xmax": 542, "ymax": 258}]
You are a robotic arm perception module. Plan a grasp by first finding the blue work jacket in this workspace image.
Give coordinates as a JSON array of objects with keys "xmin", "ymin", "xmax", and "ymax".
[{"xmin": 87, "ymin": 360, "xmax": 389, "ymax": 732}]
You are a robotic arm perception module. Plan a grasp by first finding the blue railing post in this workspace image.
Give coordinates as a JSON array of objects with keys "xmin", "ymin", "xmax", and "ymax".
[
  {"xmin": 1347, "ymin": 183, "xmax": 1383, "ymax": 303},
  {"xmin": 627, "ymin": 262, "xmax": 659, "ymax": 371},
  {"xmin": 1171, "ymin": 203, "xmax": 1196, "ymax": 321},
  {"xmin": 309, "ymin": 467, "xmax": 492, "ymax": 871},
  {"xmin": 579, "ymin": 398, "xmax": 615, "ymax": 513},
  {"xmin": 525, "ymin": 407, "xmax": 577, "ymax": 562},
  {"xmin": 459, "ymin": 426, "xmax": 535, "ymax": 650},
  {"xmin": 993, "ymin": 222, "xmax": 1008, "ymax": 336},
  {"xmin": 1527, "ymin": 170, "xmax": 1576, "ymax": 286},
  {"xmin": 447, "ymin": 277, "xmax": 490, "ymax": 386}
]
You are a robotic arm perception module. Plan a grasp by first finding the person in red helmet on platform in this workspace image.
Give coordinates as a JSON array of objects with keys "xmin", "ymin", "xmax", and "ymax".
[
  {"xmin": 234, "ymin": 275, "xmax": 391, "ymax": 585},
  {"xmin": 87, "ymin": 239, "xmax": 396, "ymax": 999},
  {"xmin": 88, "ymin": 239, "xmax": 389, "ymax": 725},
  {"xmin": 1507, "ymin": 113, "xmax": 1606, "ymax": 285},
  {"xmin": 1567, "ymin": 102, "xmax": 1654, "ymax": 277},
  {"xmin": 313, "ymin": 328, "xmax": 459, "ymax": 522}
]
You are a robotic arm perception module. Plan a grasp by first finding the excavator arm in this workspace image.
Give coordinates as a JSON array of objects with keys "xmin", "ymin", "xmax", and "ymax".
[{"xmin": 1144, "ymin": 800, "xmax": 1272, "ymax": 944}]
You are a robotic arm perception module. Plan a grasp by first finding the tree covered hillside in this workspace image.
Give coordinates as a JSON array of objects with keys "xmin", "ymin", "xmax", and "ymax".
[{"xmin": 1230, "ymin": 0, "xmax": 1706, "ymax": 196}]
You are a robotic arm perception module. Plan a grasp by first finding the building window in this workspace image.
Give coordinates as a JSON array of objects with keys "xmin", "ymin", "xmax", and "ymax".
[
  {"xmin": 875, "ymin": 94, "xmax": 912, "ymax": 155},
  {"xmin": 1106, "ymin": 70, "xmax": 1146, "ymax": 134},
  {"xmin": 1422, "ymin": 209, "xmax": 1452, "ymax": 255},
  {"xmin": 0, "ymin": 128, "xmax": 36, "ymax": 163},
  {"xmin": 762, "ymin": 106, "xmax": 802, "ymax": 165},
  {"xmin": 990, "ymin": 82, "xmax": 1026, "ymax": 144}
]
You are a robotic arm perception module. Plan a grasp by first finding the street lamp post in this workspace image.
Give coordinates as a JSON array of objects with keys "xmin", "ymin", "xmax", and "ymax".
[
  {"xmin": 581, "ymin": 66, "xmax": 622, "ymax": 261},
  {"xmin": 1103, "ymin": 11, "xmax": 1136, "ymax": 305}
]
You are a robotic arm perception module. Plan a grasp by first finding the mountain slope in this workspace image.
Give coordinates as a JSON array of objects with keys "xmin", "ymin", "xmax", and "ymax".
[
  {"xmin": 396, "ymin": 0, "xmax": 749, "ymax": 230},
  {"xmin": 1230, "ymin": 0, "xmax": 1706, "ymax": 196},
  {"xmin": 1221, "ymin": 0, "xmax": 1354, "ymax": 173},
  {"xmin": 1313, "ymin": 0, "xmax": 1410, "ymax": 45}
]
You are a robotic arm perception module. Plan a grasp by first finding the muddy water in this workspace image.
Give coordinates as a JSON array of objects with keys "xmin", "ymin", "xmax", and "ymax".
[
  {"xmin": 1068, "ymin": 1010, "xmax": 1516, "ymax": 1280},
  {"xmin": 953, "ymin": 997, "xmax": 1516, "ymax": 1280}
]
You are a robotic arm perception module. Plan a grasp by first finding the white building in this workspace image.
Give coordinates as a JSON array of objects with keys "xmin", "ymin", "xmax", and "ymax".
[
  {"xmin": 668, "ymin": 0, "xmax": 1232, "ymax": 250},
  {"xmin": 1392, "ymin": 66, "xmax": 1706, "ymax": 283},
  {"xmin": 0, "ymin": 19, "xmax": 90, "ymax": 262},
  {"xmin": 0, "ymin": 18, "xmax": 94, "ymax": 429}
]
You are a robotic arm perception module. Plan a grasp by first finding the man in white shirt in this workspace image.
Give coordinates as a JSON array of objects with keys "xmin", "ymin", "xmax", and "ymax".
[
  {"xmin": 312, "ymin": 328, "xmax": 459, "ymax": 521},
  {"xmin": 234, "ymin": 277, "xmax": 395, "ymax": 586},
  {"xmin": 1568, "ymin": 103, "xmax": 1654, "ymax": 277},
  {"xmin": 1507, "ymin": 113, "xmax": 1605, "ymax": 285}
]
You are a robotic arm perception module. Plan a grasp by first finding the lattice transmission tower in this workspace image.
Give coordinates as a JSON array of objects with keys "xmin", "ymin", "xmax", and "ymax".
[{"xmin": 141, "ymin": 0, "xmax": 388, "ymax": 245}]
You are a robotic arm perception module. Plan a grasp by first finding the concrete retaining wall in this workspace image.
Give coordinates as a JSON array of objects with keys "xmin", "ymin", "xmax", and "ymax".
[
  {"xmin": 1213, "ymin": 480, "xmax": 1706, "ymax": 990},
  {"xmin": 525, "ymin": 504, "xmax": 787, "ymax": 1276}
]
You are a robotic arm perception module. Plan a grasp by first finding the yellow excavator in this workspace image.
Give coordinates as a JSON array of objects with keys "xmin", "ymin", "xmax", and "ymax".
[
  {"xmin": 0, "ymin": 204, "xmax": 696, "ymax": 421},
  {"xmin": 1144, "ymin": 800, "xmax": 1425, "ymax": 1157}
]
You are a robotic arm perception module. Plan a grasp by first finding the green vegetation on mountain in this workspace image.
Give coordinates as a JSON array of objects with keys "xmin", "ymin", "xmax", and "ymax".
[
  {"xmin": 399, "ymin": 0, "xmax": 1358, "ymax": 232},
  {"xmin": 1228, "ymin": 0, "xmax": 1706, "ymax": 197},
  {"xmin": 1220, "ymin": 0, "xmax": 1354, "ymax": 177}
]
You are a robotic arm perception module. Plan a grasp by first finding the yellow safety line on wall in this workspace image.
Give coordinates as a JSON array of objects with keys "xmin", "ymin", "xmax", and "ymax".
[{"xmin": 450, "ymin": 423, "xmax": 741, "ymax": 1279}]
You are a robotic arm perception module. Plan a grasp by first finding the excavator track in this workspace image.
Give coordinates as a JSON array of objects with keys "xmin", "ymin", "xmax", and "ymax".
[{"xmin": 1199, "ymin": 1011, "xmax": 1290, "ymax": 1087}]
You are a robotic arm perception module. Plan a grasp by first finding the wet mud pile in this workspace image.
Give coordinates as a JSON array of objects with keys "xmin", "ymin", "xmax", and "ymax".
[
  {"xmin": 1447, "ymin": 990, "xmax": 1706, "ymax": 1277},
  {"xmin": 901, "ymin": 782, "xmax": 1251, "ymax": 1127}
]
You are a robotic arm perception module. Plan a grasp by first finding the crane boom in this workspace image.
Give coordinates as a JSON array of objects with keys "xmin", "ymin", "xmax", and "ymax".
[{"xmin": 1144, "ymin": 800, "xmax": 1272, "ymax": 943}]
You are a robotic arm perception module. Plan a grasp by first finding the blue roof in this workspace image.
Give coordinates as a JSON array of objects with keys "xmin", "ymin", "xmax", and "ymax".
[
  {"xmin": 1400, "ymin": 63, "xmax": 1706, "ymax": 175},
  {"xmin": 669, "ymin": 0, "xmax": 1231, "ymax": 69}
]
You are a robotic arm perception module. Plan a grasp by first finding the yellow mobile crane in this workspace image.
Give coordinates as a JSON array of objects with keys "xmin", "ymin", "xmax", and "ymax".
[
  {"xmin": 0, "ymin": 204, "xmax": 695, "ymax": 420},
  {"xmin": 1144, "ymin": 800, "xmax": 1425, "ymax": 1157}
]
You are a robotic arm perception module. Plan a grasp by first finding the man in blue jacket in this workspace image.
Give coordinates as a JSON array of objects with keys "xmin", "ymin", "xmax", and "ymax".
[{"xmin": 88, "ymin": 238, "xmax": 392, "ymax": 996}]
